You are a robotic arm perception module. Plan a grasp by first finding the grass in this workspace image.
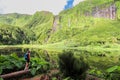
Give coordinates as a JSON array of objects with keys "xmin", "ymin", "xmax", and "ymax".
[{"xmin": 0, "ymin": 42, "xmax": 120, "ymax": 53}]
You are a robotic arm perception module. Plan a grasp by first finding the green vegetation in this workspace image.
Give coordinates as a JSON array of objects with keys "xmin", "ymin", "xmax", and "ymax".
[
  {"xmin": 0, "ymin": 0, "xmax": 120, "ymax": 79},
  {"xmin": 0, "ymin": 53, "xmax": 50, "ymax": 77},
  {"xmin": 0, "ymin": 54, "xmax": 24, "ymax": 74},
  {"xmin": 0, "ymin": 13, "xmax": 31, "ymax": 27},
  {"xmin": 48, "ymin": 0, "xmax": 120, "ymax": 46},
  {"xmin": 24, "ymin": 11, "xmax": 54, "ymax": 44},
  {"xmin": 0, "ymin": 24, "xmax": 35, "ymax": 45},
  {"xmin": 0, "ymin": 11, "xmax": 54, "ymax": 45},
  {"xmin": 0, "ymin": 0, "xmax": 120, "ymax": 46},
  {"xmin": 58, "ymin": 51, "xmax": 89, "ymax": 79}
]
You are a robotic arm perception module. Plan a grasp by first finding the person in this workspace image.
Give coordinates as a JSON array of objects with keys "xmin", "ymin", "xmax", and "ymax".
[{"xmin": 24, "ymin": 50, "xmax": 30, "ymax": 70}]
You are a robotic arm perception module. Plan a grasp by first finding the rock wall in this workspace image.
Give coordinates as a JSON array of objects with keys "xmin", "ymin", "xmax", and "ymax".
[
  {"xmin": 85, "ymin": 4, "xmax": 117, "ymax": 19},
  {"xmin": 92, "ymin": 4, "xmax": 116, "ymax": 19}
]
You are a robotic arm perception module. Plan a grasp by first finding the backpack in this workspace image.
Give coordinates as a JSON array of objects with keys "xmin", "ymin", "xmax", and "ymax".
[{"xmin": 24, "ymin": 53, "xmax": 28, "ymax": 60}]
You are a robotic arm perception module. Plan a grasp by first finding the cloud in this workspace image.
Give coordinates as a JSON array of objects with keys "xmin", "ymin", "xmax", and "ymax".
[
  {"xmin": 0, "ymin": 0, "xmax": 84, "ymax": 15},
  {"xmin": 0, "ymin": 0, "xmax": 4, "ymax": 13},
  {"xmin": 73, "ymin": 0, "xmax": 84, "ymax": 6},
  {"xmin": 0, "ymin": 0, "xmax": 66, "ymax": 15},
  {"xmin": 0, "ymin": 8, "xmax": 3, "ymax": 13}
]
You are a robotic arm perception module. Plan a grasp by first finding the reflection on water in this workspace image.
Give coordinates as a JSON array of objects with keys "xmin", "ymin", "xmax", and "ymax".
[
  {"xmin": 0, "ymin": 47, "xmax": 119, "ymax": 70},
  {"xmin": 0, "ymin": 48, "xmax": 32, "ymax": 57},
  {"xmin": 0, "ymin": 47, "xmax": 60, "ymax": 58}
]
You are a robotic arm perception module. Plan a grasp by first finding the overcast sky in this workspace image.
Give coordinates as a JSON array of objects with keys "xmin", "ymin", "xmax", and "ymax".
[{"xmin": 0, "ymin": 0, "xmax": 84, "ymax": 15}]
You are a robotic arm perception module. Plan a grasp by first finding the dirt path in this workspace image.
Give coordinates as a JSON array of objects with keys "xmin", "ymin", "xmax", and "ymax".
[
  {"xmin": 21, "ymin": 69, "xmax": 59, "ymax": 80},
  {"xmin": 86, "ymin": 74, "xmax": 101, "ymax": 80},
  {"xmin": 21, "ymin": 73, "xmax": 102, "ymax": 80}
]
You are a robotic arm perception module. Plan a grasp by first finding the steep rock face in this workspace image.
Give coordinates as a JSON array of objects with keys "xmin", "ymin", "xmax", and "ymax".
[
  {"xmin": 44, "ymin": 16, "xmax": 59, "ymax": 43},
  {"xmin": 52, "ymin": 16, "xmax": 60, "ymax": 32},
  {"xmin": 91, "ymin": 4, "xmax": 116, "ymax": 19}
]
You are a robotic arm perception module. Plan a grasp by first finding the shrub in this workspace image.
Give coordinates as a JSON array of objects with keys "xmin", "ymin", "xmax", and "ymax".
[
  {"xmin": 58, "ymin": 51, "xmax": 89, "ymax": 79},
  {"xmin": 105, "ymin": 66, "xmax": 120, "ymax": 80}
]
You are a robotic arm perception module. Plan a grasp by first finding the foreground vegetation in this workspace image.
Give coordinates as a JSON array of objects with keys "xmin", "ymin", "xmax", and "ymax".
[
  {"xmin": 1, "ymin": 50, "xmax": 120, "ymax": 80},
  {"xmin": 0, "ymin": 53, "xmax": 50, "ymax": 79},
  {"xmin": 0, "ymin": 0, "xmax": 120, "ymax": 80}
]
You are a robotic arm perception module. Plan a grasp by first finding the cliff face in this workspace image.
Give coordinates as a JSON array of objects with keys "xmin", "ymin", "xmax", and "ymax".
[
  {"xmin": 92, "ymin": 4, "xmax": 116, "ymax": 19},
  {"xmin": 84, "ymin": 3, "xmax": 117, "ymax": 19}
]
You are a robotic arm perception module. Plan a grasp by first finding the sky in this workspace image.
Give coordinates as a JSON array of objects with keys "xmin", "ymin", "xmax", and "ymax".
[
  {"xmin": 0, "ymin": 0, "xmax": 84, "ymax": 15},
  {"xmin": 64, "ymin": 0, "xmax": 74, "ymax": 10}
]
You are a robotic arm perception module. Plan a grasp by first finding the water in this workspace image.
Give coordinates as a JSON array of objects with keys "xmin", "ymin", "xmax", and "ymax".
[
  {"xmin": 0, "ymin": 47, "xmax": 119, "ymax": 70},
  {"xmin": 0, "ymin": 47, "xmax": 60, "ymax": 61},
  {"xmin": 0, "ymin": 48, "xmax": 25, "ymax": 57},
  {"xmin": 0, "ymin": 48, "xmax": 44, "ymax": 57}
]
